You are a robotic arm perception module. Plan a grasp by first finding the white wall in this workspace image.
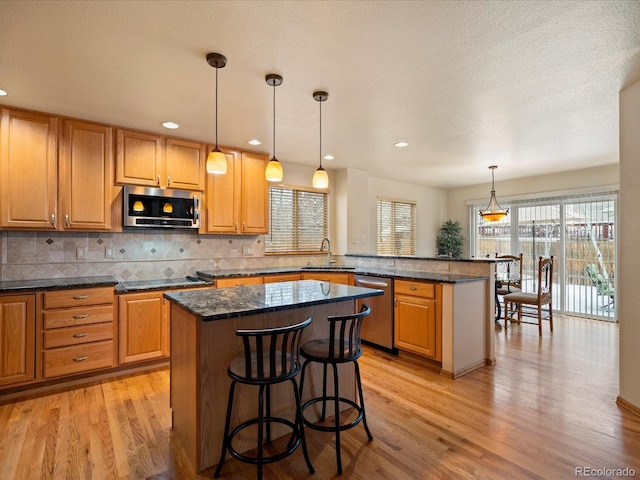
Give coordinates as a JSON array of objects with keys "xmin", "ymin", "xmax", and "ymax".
[
  {"xmin": 447, "ymin": 164, "xmax": 620, "ymax": 255},
  {"xmin": 619, "ymin": 80, "xmax": 640, "ymax": 411},
  {"xmin": 367, "ymin": 175, "xmax": 449, "ymax": 256}
]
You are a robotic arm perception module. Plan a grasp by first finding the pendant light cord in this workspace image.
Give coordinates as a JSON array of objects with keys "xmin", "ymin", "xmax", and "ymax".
[
  {"xmin": 215, "ymin": 66, "xmax": 219, "ymax": 148},
  {"xmin": 273, "ymin": 81, "xmax": 276, "ymax": 158},
  {"xmin": 319, "ymin": 99, "xmax": 322, "ymax": 168}
]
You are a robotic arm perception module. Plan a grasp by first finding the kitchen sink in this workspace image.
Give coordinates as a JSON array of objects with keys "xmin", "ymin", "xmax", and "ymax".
[{"xmin": 301, "ymin": 265, "xmax": 356, "ymax": 270}]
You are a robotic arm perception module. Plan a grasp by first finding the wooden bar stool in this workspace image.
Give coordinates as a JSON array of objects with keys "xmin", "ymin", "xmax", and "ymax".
[
  {"xmin": 214, "ymin": 317, "xmax": 314, "ymax": 480},
  {"xmin": 298, "ymin": 305, "xmax": 372, "ymax": 474}
]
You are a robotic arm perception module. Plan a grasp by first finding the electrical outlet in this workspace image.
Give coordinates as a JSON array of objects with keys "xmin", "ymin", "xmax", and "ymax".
[
  {"xmin": 361, "ymin": 235, "xmax": 366, "ymax": 244},
  {"xmin": 76, "ymin": 247, "xmax": 86, "ymax": 260},
  {"xmin": 351, "ymin": 234, "xmax": 357, "ymax": 244},
  {"xmin": 105, "ymin": 246, "xmax": 113, "ymax": 259},
  {"xmin": 242, "ymin": 246, "xmax": 254, "ymax": 255}
]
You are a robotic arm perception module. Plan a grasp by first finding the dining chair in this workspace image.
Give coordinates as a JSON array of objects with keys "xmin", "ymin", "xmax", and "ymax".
[
  {"xmin": 495, "ymin": 253, "xmax": 523, "ymax": 322},
  {"xmin": 503, "ymin": 256, "xmax": 554, "ymax": 336}
]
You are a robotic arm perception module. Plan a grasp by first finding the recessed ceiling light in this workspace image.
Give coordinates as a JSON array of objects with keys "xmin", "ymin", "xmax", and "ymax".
[
  {"xmin": 323, "ymin": 154, "xmax": 334, "ymax": 160},
  {"xmin": 248, "ymin": 139, "xmax": 262, "ymax": 146},
  {"xmin": 394, "ymin": 141, "xmax": 408, "ymax": 148},
  {"xmin": 162, "ymin": 121, "xmax": 180, "ymax": 129},
  {"xmin": 0, "ymin": 89, "xmax": 7, "ymax": 96}
]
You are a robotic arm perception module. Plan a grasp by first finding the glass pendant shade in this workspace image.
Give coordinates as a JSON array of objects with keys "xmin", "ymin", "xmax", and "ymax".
[
  {"xmin": 479, "ymin": 165, "xmax": 508, "ymax": 222},
  {"xmin": 132, "ymin": 200, "xmax": 144, "ymax": 212},
  {"xmin": 265, "ymin": 157, "xmax": 283, "ymax": 182},
  {"xmin": 206, "ymin": 148, "xmax": 228, "ymax": 174},
  {"xmin": 312, "ymin": 166, "xmax": 329, "ymax": 189},
  {"xmin": 162, "ymin": 203, "xmax": 173, "ymax": 214}
]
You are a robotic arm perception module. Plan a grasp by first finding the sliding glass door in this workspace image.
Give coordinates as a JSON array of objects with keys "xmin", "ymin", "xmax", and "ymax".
[{"xmin": 473, "ymin": 192, "xmax": 617, "ymax": 321}]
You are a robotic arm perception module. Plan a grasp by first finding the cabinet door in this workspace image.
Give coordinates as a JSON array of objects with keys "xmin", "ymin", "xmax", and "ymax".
[
  {"xmin": 115, "ymin": 129, "xmax": 164, "ymax": 187},
  {"xmin": 203, "ymin": 149, "xmax": 240, "ymax": 233},
  {"xmin": 0, "ymin": 109, "xmax": 58, "ymax": 229},
  {"xmin": 166, "ymin": 138, "xmax": 204, "ymax": 190},
  {"xmin": 240, "ymin": 151, "xmax": 269, "ymax": 234},
  {"xmin": 118, "ymin": 292, "xmax": 167, "ymax": 364},
  {"xmin": 59, "ymin": 120, "xmax": 114, "ymax": 230},
  {"xmin": 0, "ymin": 295, "xmax": 36, "ymax": 387},
  {"xmin": 394, "ymin": 294, "xmax": 437, "ymax": 359}
]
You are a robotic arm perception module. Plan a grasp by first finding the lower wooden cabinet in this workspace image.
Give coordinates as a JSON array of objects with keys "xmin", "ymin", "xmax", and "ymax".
[
  {"xmin": 0, "ymin": 294, "xmax": 36, "ymax": 388},
  {"xmin": 118, "ymin": 291, "xmax": 168, "ymax": 364},
  {"xmin": 394, "ymin": 280, "xmax": 442, "ymax": 360},
  {"xmin": 215, "ymin": 276, "xmax": 263, "ymax": 288},
  {"xmin": 41, "ymin": 286, "xmax": 116, "ymax": 379},
  {"xmin": 300, "ymin": 272, "xmax": 353, "ymax": 285}
]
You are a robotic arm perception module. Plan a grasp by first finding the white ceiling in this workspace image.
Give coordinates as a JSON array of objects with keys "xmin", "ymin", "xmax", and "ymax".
[{"xmin": 2, "ymin": 0, "xmax": 639, "ymax": 188}]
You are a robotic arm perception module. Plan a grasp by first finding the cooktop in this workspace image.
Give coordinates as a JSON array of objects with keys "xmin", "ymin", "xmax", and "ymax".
[{"xmin": 120, "ymin": 276, "xmax": 209, "ymax": 291}]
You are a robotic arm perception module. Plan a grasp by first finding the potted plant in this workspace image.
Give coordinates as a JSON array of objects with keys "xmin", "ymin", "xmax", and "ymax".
[{"xmin": 436, "ymin": 220, "xmax": 464, "ymax": 257}]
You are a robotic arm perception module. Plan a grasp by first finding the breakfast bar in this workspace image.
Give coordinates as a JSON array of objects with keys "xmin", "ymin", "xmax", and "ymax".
[{"xmin": 164, "ymin": 279, "xmax": 383, "ymax": 472}]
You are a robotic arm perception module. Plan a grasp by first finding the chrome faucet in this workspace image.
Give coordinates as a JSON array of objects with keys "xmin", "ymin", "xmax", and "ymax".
[{"xmin": 320, "ymin": 237, "xmax": 332, "ymax": 266}]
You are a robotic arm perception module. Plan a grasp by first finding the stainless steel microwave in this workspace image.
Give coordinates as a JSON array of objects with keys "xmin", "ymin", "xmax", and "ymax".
[{"xmin": 123, "ymin": 185, "xmax": 201, "ymax": 229}]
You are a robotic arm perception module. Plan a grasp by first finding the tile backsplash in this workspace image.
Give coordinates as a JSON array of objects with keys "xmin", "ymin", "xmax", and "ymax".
[{"xmin": 0, "ymin": 231, "xmax": 318, "ymax": 282}]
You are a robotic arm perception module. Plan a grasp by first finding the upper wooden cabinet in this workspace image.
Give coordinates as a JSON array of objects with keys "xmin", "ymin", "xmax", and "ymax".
[
  {"xmin": 0, "ymin": 109, "xmax": 115, "ymax": 231},
  {"xmin": 59, "ymin": 119, "xmax": 114, "ymax": 230},
  {"xmin": 0, "ymin": 108, "xmax": 58, "ymax": 229},
  {"xmin": 203, "ymin": 149, "xmax": 268, "ymax": 234},
  {"xmin": 116, "ymin": 129, "xmax": 205, "ymax": 190}
]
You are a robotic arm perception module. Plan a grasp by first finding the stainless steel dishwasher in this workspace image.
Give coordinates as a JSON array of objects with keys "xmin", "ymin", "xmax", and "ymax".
[{"xmin": 355, "ymin": 275, "xmax": 395, "ymax": 351}]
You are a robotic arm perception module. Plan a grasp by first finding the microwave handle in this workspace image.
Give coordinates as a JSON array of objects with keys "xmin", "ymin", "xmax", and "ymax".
[{"xmin": 194, "ymin": 196, "xmax": 199, "ymax": 219}]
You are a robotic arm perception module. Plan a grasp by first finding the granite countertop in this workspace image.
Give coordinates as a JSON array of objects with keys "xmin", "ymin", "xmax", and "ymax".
[
  {"xmin": 0, "ymin": 275, "xmax": 118, "ymax": 293},
  {"xmin": 345, "ymin": 253, "xmax": 501, "ymax": 263},
  {"xmin": 197, "ymin": 266, "xmax": 487, "ymax": 284},
  {"xmin": 164, "ymin": 279, "xmax": 384, "ymax": 321}
]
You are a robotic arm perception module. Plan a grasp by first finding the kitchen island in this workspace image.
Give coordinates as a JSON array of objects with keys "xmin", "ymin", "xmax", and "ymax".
[{"xmin": 164, "ymin": 279, "xmax": 383, "ymax": 472}]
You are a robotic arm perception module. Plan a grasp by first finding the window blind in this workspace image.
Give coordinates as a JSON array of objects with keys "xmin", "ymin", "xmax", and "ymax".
[
  {"xmin": 266, "ymin": 185, "xmax": 328, "ymax": 253},
  {"xmin": 377, "ymin": 197, "xmax": 416, "ymax": 255}
]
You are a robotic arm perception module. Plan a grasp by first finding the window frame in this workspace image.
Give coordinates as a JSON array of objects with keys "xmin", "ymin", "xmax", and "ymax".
[{"xmin": 376, "ymin": 196, "xmax": 417, "ymax": 256}]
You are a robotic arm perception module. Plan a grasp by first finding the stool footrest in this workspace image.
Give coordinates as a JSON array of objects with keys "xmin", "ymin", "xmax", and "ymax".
[
  {"xmin": 227, "ymin": 417, "xmax": 300, "ymax": 465},
  {"xmin": 301, "ymin": 396, "xmax": 364, "ymax": 432}
]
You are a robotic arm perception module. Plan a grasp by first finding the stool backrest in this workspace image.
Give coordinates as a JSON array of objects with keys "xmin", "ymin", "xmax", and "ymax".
[
  {"xmin": 236, "ymin": 316, "xmax": 312, "ymax": 381},
  {"xmin": 326, "ymin": 304, "xmax": 371, "ymax": 360}
]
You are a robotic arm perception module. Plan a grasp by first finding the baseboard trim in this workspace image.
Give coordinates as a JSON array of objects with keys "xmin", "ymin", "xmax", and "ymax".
[{"xmin": 617, "ymin": 395, "xmax": 640, "ymax": 417}]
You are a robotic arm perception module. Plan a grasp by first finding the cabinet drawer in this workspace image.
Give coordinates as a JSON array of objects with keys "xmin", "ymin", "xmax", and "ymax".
[
  {"xmin": 43, "ymin": 340, "xmax": 114, "ymax": 379},
  {"xmin": 394, "ymin": 280, "xmax": 435, "ymax": 298},
  {"xmin": 43, "ymin": 304, "xmax": 114, "ymax": 329},
  {"xmin": 216, "ymin": 277, "xmax": 263, "ymax": 288},
  {"xmin": 43, "ymin": 287, "xmax": 114, "ymax": 309},
  {"xmin": 43, "ymin": 322, "xmax": 113, "ymax": 349}
]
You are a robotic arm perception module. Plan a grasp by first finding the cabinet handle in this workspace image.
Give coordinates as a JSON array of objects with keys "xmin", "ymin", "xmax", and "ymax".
[
  {"xmin": 51, "ymin": 213, "xmax": 56, "ymax": 227},
  {"xmin": 409, "ymin": 286, "xmax": 418, "ymax": 291},
  {"xmin": 73, "ymin": 332, "xmax": 89, "ymax": 338},
  {"xmin": 73, "ymin": 295, "xmax": 89, "ymax": 300},
  {"xmin": 65, "ymin": 214, "xmax": 70, "ymax": 227},
  {"xmin": 73, "ymin": 356, "xmax": 88, "ymax": 362},
  {"xmin": 167, "ymin": 176, "xmax": 171, "ymax": 186},
  {"xmin": 394, "ymin": 298, "xmax": 398, "ymax": 306},
  {"xmin": 156, "ymin": 174, "xmax": 161, "ymax": 185},
  {"xmin": 242, "ymin": 222, "xmax": 246, "ymax": 231},
  {"xmin": 235, "ymin": 222, "xmax": 238, "ymax": 232},
  {"xmin": 73, "ymin": 314, "xmax": 89, "ymax": 319}
]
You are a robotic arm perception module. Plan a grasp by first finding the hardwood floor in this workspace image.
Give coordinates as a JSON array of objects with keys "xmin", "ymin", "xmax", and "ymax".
[{"xmin": 1, "ymin": 315, "xmax": 639, "ymax": 479}]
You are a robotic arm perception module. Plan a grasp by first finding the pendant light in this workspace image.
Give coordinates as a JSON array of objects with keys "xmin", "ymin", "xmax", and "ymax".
[
  {"xmin": 205, "ymin": 52, "xmax": 228, "ymax": 174},
  {"xmin": 264, "ymin": 73, "xmax": 284, "ymax": 182},
  {"xmin": 479, "ymin": 165, "xmax": 509, "ymax": 222},
  {"xmin": 312, "ymin": 91, "xmax": 329, "ymax": 189}
]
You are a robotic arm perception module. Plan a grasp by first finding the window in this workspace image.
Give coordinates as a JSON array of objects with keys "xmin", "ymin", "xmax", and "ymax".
[
  {"xmin": 266, "ymin": 185, "xmax": 328, "ymax": 254},
  {"xmin": 377, "ymin": 197, "xmax": 416, "ymax": 255}
]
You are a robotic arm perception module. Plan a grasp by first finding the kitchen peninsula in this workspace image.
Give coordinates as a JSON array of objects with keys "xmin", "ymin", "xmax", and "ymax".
[{"xmin": 164, "ymin": 279, "xmax": 384, "ymax": 472}]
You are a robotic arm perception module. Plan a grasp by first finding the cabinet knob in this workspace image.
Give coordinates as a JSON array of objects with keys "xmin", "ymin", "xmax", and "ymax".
[
  {"xmin": 65, "ymin": 214, "xmax": 70, "ymax": 227},
  {"xmin": 51, "ymin": 213, "xmax": 56, "ymax": 227}
]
